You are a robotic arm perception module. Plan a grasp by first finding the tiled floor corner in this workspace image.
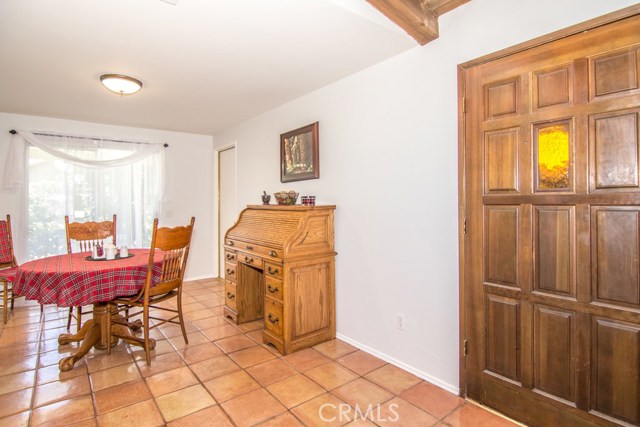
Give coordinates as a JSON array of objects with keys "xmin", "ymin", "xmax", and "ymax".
[{"xmin": 0, "ymin": 278, "xmax": 520, "ymax": 426}]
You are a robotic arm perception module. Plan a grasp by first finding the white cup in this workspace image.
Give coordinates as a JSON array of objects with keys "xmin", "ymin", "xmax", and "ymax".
[
  {"xmin": 103, "ymin": 243, "xmax": 115, "ymax": 260},
  {"xmin": 120, "ymin": 246, "xmax": 128, "ymax": 257}
]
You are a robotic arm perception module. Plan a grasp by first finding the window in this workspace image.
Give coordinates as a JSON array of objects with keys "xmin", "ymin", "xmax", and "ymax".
[
  {"xmin": 26, "ymin": 135, "xmax": 163, "ymax": 259},
  {"xmin": 534, "ymin": 121, "xmax": 571, "ymax": 192}
]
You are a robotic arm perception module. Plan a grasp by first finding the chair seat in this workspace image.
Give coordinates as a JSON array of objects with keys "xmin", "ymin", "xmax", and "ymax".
[
  {"xmin": 0, "ymin": 267, "xmax": 18, "ymax": 282},
  {"xmin": 113, "ymin": 290, "xmax": 177, "ymax": 306}
]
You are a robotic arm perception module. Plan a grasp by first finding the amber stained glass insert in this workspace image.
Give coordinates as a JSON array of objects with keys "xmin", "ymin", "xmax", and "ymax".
[{"xmin": 537, "ymin": 123, "xmax": 570, "ymax": 190}]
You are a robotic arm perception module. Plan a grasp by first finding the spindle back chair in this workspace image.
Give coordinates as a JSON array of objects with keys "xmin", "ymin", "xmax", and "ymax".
[
  {"xmin": 64, "ymin": 214, "xmax": 117, "ymax": 331},
  {"xmin": 107, "ymin": 217, "xmax": 195, "ymax": 365}
]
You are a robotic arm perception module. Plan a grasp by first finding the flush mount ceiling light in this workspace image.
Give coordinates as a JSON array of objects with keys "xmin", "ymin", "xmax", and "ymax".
[{"xmin": 99, "ymin": 74, "xmax": 143, "ymax": 96}]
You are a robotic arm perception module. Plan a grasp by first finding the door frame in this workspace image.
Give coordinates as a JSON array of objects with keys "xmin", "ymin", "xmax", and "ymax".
[
  {"xmin": 217, "ymin": 143, "xmax": 236, "ymax": 279},
  {"xmin": 457, "ymin": 3, "xmax": 640, "ymax": 398}
]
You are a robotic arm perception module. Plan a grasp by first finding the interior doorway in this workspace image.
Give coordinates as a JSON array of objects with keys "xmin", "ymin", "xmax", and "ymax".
[{"xmin": 218, "ymin": 146, "xmax": 236, "ymax": 278}]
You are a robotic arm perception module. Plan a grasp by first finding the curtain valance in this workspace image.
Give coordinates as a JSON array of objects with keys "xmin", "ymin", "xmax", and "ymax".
[{"xmin": 2, "ymin": 130, "xmax": 166, "ymax": 192}]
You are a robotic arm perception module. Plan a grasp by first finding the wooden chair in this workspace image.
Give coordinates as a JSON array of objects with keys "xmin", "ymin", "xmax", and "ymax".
[
  {"xmin": 106, "ymin": 217, "xmax": 195, "ymax": 365},
  {"xmin": 65, "ymin": 214, "xmax": 117, "ymax": 331},
  {"xmin": 0, "ymin": 215, "xmax": 21, "ymax": 323}
]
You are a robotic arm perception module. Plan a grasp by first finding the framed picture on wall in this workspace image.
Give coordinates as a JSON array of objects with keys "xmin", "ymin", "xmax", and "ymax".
[{"xmin": 280, "ymin": 122, "xmax": 319, "ymax": 183}]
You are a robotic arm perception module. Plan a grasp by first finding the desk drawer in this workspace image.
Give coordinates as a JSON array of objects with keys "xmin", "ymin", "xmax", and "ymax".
[
  {"xmin": 264, "ymin": 298, "xmax": 283, "ymax": 337},
  {"xmin": 224, "ymin": 250, "xmax": 237, "ymax": 264},
  {"xmin": 238, "ymin": 253, "xmax": 263, "ymax": 269},
  {"xmin": 225, "ymin": 281, "xmax": 237, "ymax": 311},
  {"xmin": 225, "ymin": 239, "xmax": 281, "ymax": 261},
  {"xmin": 264, "ymin": 262, "xmax": 283, "ymax": 279},
  {"xmin": 265, "ymin": 276, "xmax": 283, "ymax": 301},
  {"xmin": 224, "ymin": 262, "xmax": 237, "ymax": 281}
]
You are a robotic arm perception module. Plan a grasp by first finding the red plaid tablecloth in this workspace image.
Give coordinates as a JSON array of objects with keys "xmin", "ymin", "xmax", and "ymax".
[{"xmin": 12, "ymin": 249, "xmax": 163, "ymax": 306}]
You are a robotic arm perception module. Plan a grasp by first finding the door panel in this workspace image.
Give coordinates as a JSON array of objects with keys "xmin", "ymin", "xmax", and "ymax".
[
  {"xmin": 533, "ymin": 65, "xmax": 573, "ymax": 109},
  {"xmin": 484, "ymin": 206, "xmax": 519, "ymax": 286},
  {"xmin": 485, "ymin": 295, "xmax": 520, "ymax": 382},
  {"xmin": 463, "ymin": 13, "xmax": 640, "ymax": 427},
  {"xmin": 484, "ymin": 77, "xmax": 521, "ymax": 120},
  {"xmin": 534, "ymin": 206, "xmax": 575, "ymax": 296},
  {"xmin": 591, "ymin": 110, "xmax": 640, "ymax": 191},
  {"xmin": 592, "ymin": 207, "xmax": 640, "ymax": 306},
  {"xmin": 290, "ymin": 262, "xmax": 331, "ymax": 337},
  {"xmin": 591, "ymin": 48, "xmax": 640, "ymax": 99},
  {"xmin": 592, "ymin": 318, "xmax": 640, "ymax": 424},
  {"xmin": 484, "ymin": 128, "xmax": 520, "ymax": 193},
  {"xmin": 533, "ymin": 304, "xmax": 576, "ymax": 404}
]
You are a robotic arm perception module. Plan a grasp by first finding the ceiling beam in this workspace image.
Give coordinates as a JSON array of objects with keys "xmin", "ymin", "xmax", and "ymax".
[
  {"xmin": 424, "ymin": 0, "xmax": 470, "ymax": 16},
  {"xmin": 366, "ymin": 0, "xmax": 469, "ymax": 45}
]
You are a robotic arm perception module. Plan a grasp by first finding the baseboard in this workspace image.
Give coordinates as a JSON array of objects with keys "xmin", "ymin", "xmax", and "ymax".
[
  {"xmin": 185, "ymin": 274, "xmax": 218, "ymax": 282},
  {"xmin": 336, "ymin": 333, "xmax": 460, "ymax": 396}
]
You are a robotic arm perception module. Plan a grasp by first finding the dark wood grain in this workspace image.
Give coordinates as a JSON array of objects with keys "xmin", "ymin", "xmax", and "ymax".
[{"xmin": 460, "ymin": 11, "xmax": 640, "ymax": 427}]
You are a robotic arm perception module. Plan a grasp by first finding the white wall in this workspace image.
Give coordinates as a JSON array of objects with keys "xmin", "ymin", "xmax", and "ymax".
[
  {"xmin": 213, "ymin": 0, "xmax": 640, "ymax": 392},
  {"xmin": 0, "ymin": 112, "xmax": 216, "ymax": 280}
]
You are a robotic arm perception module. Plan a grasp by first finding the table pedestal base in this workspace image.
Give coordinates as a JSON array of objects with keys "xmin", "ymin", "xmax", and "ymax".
[{"xmin": 58, "ymin": 303, "xmax": 154, "ymax": 372}]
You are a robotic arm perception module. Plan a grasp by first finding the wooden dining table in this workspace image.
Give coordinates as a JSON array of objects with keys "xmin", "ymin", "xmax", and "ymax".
[{"xmin": 12, "ymin": 249, "xmax": 162, "ymax": 371}]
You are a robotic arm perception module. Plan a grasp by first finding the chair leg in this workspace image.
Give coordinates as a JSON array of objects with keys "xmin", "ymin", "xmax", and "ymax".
[
  {"xmin": 76, "ymin": 306, "xmax": 83, "ymax": 333},
  {"xmin": 10, "ymin": 287, "xmax": 15, "ymax": 311},
  {"xmin": 143, "ymin": 306, "xmax": 151, "ymax": 366},
  {"xmin": 67, "ymin": 306, "xmax": 74, "ymax": 330},
  {"xmin": 106, "ymin": 304, "xmax": 112, "ymax": 355},
  {"xmin": 177, "ymin": 288, "xmax": 189, "ymax": 345},
  {"xmin": 3, "ymin": 282, "xmax": 8, "ymax": 324}
]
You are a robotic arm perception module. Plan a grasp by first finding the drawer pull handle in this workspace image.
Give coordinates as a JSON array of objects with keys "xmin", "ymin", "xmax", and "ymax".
[
  {"xmin": 244, "ymin": 256, "xmax": 254, "ymax": 264},
  {"xmin": 226, "ymin": 268, "xmax": 234, "ymax": 275},
  {"xmin": 226, "ymin": 254, "xmax": 235, "ymax": 260},
  {"xmin": 268, "ymin": 314, "xmax": 279, "ymax": 324},
  {"xmin": 269, "ymin": 250, "xmax": 277, "ymax": 257},
  {"xmin": 267, "ymin": 284, "xmax": 279, "ymax": 293},
  {"xmin": 226, "ymin": 292, "xmax": 235, "ymax": 300},
  {"xmin": 268, "ymin": 266, "xmax": 279, "ymax": 275},
  {"xmin": 228, "ymin": 241, "xmax": 234, "ymax": 246},
  {"xmin": 246, "ymin": 245, "xmax": 253, "ymax": 250}
]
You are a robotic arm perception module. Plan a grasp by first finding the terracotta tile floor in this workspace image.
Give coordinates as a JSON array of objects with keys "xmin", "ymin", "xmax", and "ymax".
[{"xmin": 0, "ymin": 278, "xmax": 521, "ymax": 426}]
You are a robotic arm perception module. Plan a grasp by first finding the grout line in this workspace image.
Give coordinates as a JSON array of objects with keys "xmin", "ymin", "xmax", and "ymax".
[
  {"xmin": 28, "ymin": 304, "xmax": 47, "ymax": 426},
  {"xmin": 177, "ymin": 282, "xmax": 293, "ymax": 426},
  {"xmin": 166, "ymin": 279, "xmax": 240, "ymax": 426},
  {"xmin": 465, "ymin": 399, "xmax": 527, "ymax": 426},
  {"xmin": 1, "ymin": 280, "xmax": 474, "ymax": 427},
  {"xmin": 122, "ymin": 335, "xmax": 168, "ymax": 426},
  {"xmin": 336, "ymin": 332, "xmax": 459, "ymax": 395}
]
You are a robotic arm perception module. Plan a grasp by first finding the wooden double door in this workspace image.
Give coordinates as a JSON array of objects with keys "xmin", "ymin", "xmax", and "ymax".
[{"xmin": 462, "ymin": 11, "xmax": 640, "ymax": 427}]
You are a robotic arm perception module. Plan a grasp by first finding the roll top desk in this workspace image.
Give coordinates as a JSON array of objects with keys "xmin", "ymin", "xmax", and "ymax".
[{"xmin": 223, "ymin": 204, "xmax": 336, "ymax": 354}]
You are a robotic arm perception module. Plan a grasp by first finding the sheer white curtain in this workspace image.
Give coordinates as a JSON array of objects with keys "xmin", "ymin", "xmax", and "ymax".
[{"xmin": 3, "ymin": 131, "xmax": 166, "ymax": 260}]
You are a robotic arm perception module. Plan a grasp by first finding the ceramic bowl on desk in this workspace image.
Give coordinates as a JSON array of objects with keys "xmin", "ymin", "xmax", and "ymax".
[{"xmin": 274, "ymin": 191, "xmax": 298, "ymax": 205}]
